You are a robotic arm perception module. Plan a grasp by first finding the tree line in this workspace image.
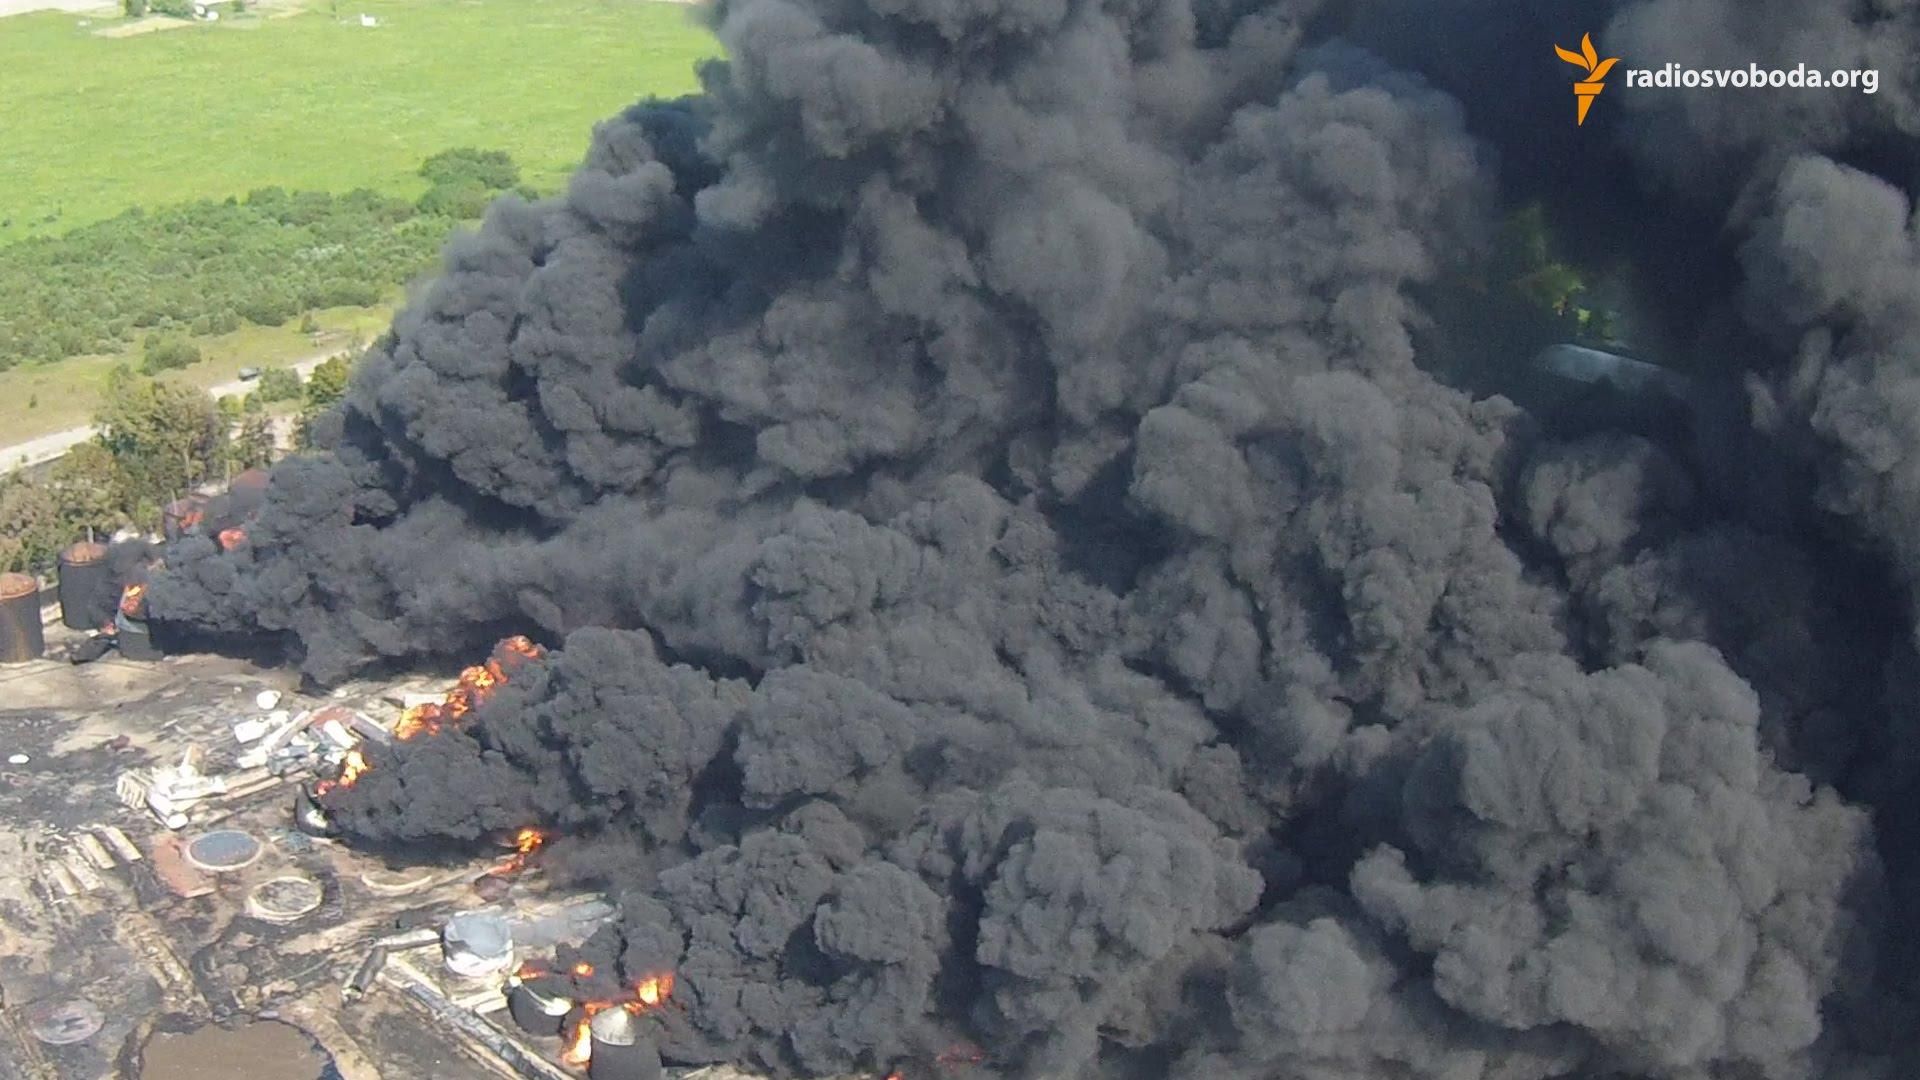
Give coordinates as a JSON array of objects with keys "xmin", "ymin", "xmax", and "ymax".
[
  {"xmin": 0, "ymin": 149, "xmax": 530, "ymax": 370},
  {"xmin": 0, "ymin": 353, "xmax": 355, "ymax": 574}
]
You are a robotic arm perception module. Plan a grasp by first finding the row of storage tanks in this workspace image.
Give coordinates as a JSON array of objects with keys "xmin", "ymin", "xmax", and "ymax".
[
  {"xmin": 0, "ymin": 467, "xmax": 269, "ymax": 665},
  {"xmin": 1, "ymin": 541, "xmax": 120, "ymax": 664}
]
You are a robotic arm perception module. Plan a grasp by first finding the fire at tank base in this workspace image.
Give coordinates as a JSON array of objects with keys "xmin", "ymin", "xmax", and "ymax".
[{"xmin": 0, "ymin": 645, "xmax": 870, "ymax": 1080}]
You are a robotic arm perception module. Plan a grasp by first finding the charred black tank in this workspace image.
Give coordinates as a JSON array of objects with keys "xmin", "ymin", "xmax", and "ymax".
[
  {"xmin": 57, "ymin": 541, "xmax": 109, "ymax": 631},
  {"xmin": 0, "ymin": 572, "xmax": 45, "ymax": 663}
]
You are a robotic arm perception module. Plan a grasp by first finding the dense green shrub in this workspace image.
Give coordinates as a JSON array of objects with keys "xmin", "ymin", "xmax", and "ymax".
[
  {"xmin": 417, "ymin": 147, "xmax": 522, "ymax": 219},
  {"xmin": 254, "ymin": 366, "xmax": 303, "ymax": 402},
  {"xmin": 0, "ymin": 155, "xmax": 504, "ymax": 371},
  {"xmin": 141, "ymin": 332, "xmax": 201, "ymax": 373},
  {"xmin": 420, "ymin": 148, "xmax": 520, "ymax": 192}
]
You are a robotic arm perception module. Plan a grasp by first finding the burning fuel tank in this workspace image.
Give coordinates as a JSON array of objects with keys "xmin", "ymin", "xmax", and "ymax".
[
  {"xmin": 292, "ymin": 783, "xmax": 339, "ymax": 838},
  {"xmin": 507, "ymin": 977, "xmax": 573, "ymax": 1037},
  {"xmin": 0, "ymin": 572, "xmax": 46, "ymax": 663},
  {"xmin": 56, "ymin": 541, "xmax": 109, "ymax": 631},
  {"xmin": 162, "ymin": 495, "xmax": 211, "ymax": 541},
  {"xmin": 115, "ymin": 610, "xmax": 162, "ymax": 662},
  {"xmin": 585, "ymin": 1007, "xmax": 663, "ymax": 1080}
]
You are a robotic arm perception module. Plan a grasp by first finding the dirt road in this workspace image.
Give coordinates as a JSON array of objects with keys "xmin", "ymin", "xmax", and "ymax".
[{"xmin": 1, "ymin": 351, "xmax": 344, "ymax": 474}]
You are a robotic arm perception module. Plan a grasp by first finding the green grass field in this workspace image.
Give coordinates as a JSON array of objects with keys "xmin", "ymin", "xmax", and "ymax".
[
  {"xmin": 0, "ymin": 0, "xmax": 719, "ymax": 242},
  {"xmin": 0, "ymin": 299, "xmax": 397, "ymax": 440}
]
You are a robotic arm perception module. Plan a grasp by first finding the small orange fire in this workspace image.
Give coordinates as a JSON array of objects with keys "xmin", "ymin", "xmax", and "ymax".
[
  {"xmin": 394, "ymin": 635, "xmax": 545, "ymax": 741},
  {"xmin": 487, "ymin": 826, "xmax": 548, "ymax": 877},
  {"xmin": 180, "ymin": 508, "xmax": 205, "ymax": 530},
  {"xmin": 558, "ymin": 971, "xmax": 676, "ymax": 1068},
  {"xmin": 217, "ymin": 527, "xmax": 248, "ymax": 551},
  {"xmin": 313, "ymin": 747, "xmax": 370, "ymax": 795},
  {"xmin": 561, "ymin": 1004, "xmax": 601, "ymax": 1066},
  {"xmin": 630, "ymin": 973, "xmax": 674, "ymax": 1010},
  {"xmin": 119, "ymin": 583, "xmax": 147, "ymax": 619},
  {"xmin": 573, "ymin": 961, "xmax": 594, "ymax": 977}
]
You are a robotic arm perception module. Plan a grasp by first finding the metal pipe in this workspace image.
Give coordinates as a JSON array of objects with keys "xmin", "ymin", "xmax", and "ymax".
[{"xmin": 383, "ymin": 958, "xmax": 574, "ymax": 1080}]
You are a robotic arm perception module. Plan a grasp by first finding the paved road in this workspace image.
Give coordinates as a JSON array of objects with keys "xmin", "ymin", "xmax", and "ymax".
[{"xmin": 2, "ymin": 350, "xmax": 345, "ymax": 475}]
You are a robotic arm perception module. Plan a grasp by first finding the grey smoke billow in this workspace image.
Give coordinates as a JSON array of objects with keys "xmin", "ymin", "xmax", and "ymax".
[{"xmin": 147, "ymin": 0, "xmax": 1920, "ymax": 1075}]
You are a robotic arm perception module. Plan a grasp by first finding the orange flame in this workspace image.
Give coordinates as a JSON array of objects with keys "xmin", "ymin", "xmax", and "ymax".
[
  {"xmin": 119, "ymin": 583, "xmax": 147, "ymax": 619},
  {"xmin": 628, "ymin": 972, "xmax": 674, "ymax": 1012},
  {"xmin": 573, "ymin": 961, "xmax": 594, "ymax": 977},
  {"xmin": 394, "ymin": 636, "xmax": 545, "ymax": 741},
  {"xmin": 487, "ymin": 826, "xmax": 548, "ymax": 877},
  {"xmin": 557, "ymin": 970, "xmax": 677, "ymax": 1067},
  {"xmin": 561, "ymin": 1004, "xmax": 601, "ymax": 1066},
  {"xmin": 217, "ymin": 527, "xmax": 248, "ymax": 551},
  {"xmin": 313, "ymin": 747, "xmax": 370, "ymax": 795}
]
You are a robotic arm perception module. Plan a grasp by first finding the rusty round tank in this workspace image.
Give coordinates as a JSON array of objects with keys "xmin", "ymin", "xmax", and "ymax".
[
  {"xmin": 0, "ymin": 572, "xmax": 45, "ymax": 663},
  {"xmin": 231, "ymin": 468, "xmax": 270, "ymax": 495},
  {"xmin": 57, "ymin": 541, "xmax": 109, "ymax": 631}
]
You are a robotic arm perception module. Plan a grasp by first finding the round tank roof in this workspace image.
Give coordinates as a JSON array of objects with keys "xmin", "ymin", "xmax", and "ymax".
[
  {"xmin": 0, "ymin": 572, "xmax": 39, "ymax": 600},
  {"xmin": 184, "ymin": 829, "xmax": 263, "ymax": 873},
  {"xmin": 61, "ymin": 541, "xmax": 107, "ymax": 564}
]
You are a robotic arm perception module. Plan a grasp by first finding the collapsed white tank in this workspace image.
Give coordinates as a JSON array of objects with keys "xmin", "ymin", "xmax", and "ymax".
[{"xmin": 442, "ymin": 912, "xmax": 515, "ymax": 978}]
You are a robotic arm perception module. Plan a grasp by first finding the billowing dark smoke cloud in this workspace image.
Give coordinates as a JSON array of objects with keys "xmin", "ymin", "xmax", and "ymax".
[{"xmin": 147, "ymin": 0, "xmax": 1920, "ymax": 1075}]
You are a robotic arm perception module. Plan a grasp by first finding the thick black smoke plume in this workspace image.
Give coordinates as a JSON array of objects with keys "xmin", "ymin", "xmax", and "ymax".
[{"xmin": 150, "ymin": 0, "xmax": 1920, "ymax": 1076}]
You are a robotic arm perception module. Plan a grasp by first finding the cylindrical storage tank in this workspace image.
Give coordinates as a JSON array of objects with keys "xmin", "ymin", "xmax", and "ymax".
[
  {"xmin": 292, "ymin": 783, "xmax": 339, "ymax": 838},
  {"xmin": 115, "ymin": 610, "xmax": 162, "ymax": 662},
  {"xmin": 225, "ymin": 468, "xmax": 271, "ymax": 522},
  {"xmin": 162, "ymin": 495, "xmax": 210, "ymax": 541},
  {"xmin": 442, "ymin": 913, "xmax": 515, "ymax": 979},
  {"xmin": 0, "ymin": 572, "xmax": 45, "ymax": 663},
  {"xmin": 57, "ymin": 541, "xmax": 109, "ymax": 630},
  {"xmin": 586, "ymin": 1008, "xmax": 662, "ymax": 1080},
  {"xmin": 231, "ymin": 468, "xmax": 270, "ymax": 496},
  {"xmin": 507, "ymin": 978, "xmax": 573, "ymax": 1037}
]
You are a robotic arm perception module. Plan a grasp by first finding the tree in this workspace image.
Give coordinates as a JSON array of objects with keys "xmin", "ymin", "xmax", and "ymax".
[
  {"xmin": 94, "ymin": 366, "xmax": 228, "ymax": 518},
  {"xmin": 231, "ymin": 412, "xmax": 276, "ymax": 470},
  {"xmin": 419, "ymin": 148, "xmax": 520, "ymax": 192},
  {"xmin": 255, "ymin": 366, "xmax": 303, "ymax": 402},
  {"xmin": 44, "ymin": 443, "xmax": 127, "ymax": 539},
  {"xmin": 0, "ymin": 477, "xmax": 64, "ymax": 573},
  {"xmin": 141, "ymin": 332, "xmax": 202, "ymax": 374},
  {"xmin": 123, "ymin": 0, "xmax": 147, "ymax": 15},
  {"xmin": 417, "ymin": 148, "xmax": 522, "ymax": 219},
  {"xmin": 305, "ymin": 354, "xmax": 352, "ymax": 409}
]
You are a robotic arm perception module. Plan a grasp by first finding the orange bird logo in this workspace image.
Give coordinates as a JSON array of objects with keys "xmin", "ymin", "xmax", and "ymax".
[{"xmin": 1555, "ymin": 33, "xmax": 1620, "ymax": 125}]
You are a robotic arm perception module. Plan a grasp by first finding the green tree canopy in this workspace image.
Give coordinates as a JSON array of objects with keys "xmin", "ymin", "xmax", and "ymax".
[
  {"xmin": 255, "ymin": 366, "xmax": 304, "ymax": 402},
  {"xmin": 94, "ymin": 366, "xmax": 228, "ymax": 512},
  {"xmin": 305, "ymin": 353, "xmax": 352, "ymax": 409}
]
